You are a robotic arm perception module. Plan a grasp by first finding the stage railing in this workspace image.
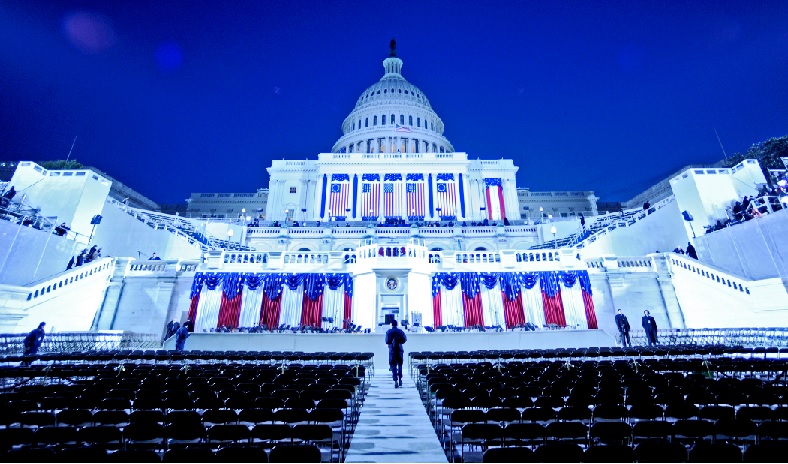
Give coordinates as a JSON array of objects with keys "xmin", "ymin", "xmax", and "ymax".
[
  {"xmin": 629, "ymin": 327, "xmax": 788, "ymax": 347},
  {"xmin": 0, "ymin": 331, "xmax": 161, "ymax": 355}
]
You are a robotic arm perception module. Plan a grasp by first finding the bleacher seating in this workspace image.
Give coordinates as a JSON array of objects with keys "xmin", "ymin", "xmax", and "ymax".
[
  {"xmin": 0, "ymin": 352, "xmax": 372, "ymax": 463},
  {"xmin": 414, "ymin": 347, "xmax": 788, "ymax": 462}
]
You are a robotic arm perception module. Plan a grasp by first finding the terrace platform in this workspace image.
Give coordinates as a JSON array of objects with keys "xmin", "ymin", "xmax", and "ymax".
[{"xmin": 164, "ymin": 329, "xmax": 616, "ymax": 370}]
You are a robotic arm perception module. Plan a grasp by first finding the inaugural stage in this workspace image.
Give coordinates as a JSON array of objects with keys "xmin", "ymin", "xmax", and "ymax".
[{"xmin": 163, "ymin": 329, "xmax": 616, "ymax": 368}]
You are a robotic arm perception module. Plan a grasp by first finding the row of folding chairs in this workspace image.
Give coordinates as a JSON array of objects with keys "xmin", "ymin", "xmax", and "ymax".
[
  {"xmin": 479, "ymin": 442, "xmax": 788, "ymax": 463},
  {"xmin": 1, "ymin": 443, "xmax": 322, "ymax": 463},
  {"xmin": 418, "ymin": 354, "xmax": 788, "ymax": 461},
  {"xmin": 1, "ymin": 349, "xmax": 374, "ymax": 365},
  {"xmin": 0, "ymin": 423, "xmax": 341, "ymax": 461},
  {"xmin": 409, "ymin": 344, "xmax": 787, "ymax": 374}
]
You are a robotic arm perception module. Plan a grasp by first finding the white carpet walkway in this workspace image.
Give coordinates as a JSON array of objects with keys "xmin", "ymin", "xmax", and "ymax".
[{"xmin": 345, "ymin": 361, "xmax": 447, "ymax": 463}]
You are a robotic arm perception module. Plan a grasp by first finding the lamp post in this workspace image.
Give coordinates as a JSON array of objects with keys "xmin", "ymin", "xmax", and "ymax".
[
  {"xmin": 550, "ymin": 225, "xmax": 557, "ymax": 249},
  {"xmin": 301, "ymin": 208, "xmax": 307, "ymax": 222},
  {"xmin": 284, "ymin": 209, "xmax": 289, "ymax": 223},
  {"xmin": 480, "ymin": 206, "xmax": 486, "ymax": 221},
  {"xmin": 227, "ymin": 229, "xmax": 234, "ymax": 246},
  {"xmin": 369, "ymin": 209, "xmax": 373, "ymax": 221},
  {"xmin": 346, "ymin": 208, "xmax": 351, "ymax": 221},
  {"xmin": 539, "ymin": 206, "xmax": 544, "ymax": 223},
  {"xmin": 436, "ymin": 207, "xmax": 442, "ymax": 222}
]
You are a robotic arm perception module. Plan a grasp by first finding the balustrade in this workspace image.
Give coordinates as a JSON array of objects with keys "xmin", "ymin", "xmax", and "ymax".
[
  {"xmin": 670, "ymin": 255, "xmax": 750, "ymax": 294},
  {"xmin": 27, "ymin": 259, "xmax": 113, "ymax": 301},
  {"xmin": 223, "ymin": 252, "xmax": 268, "ymax": 264},
  {"xmin": 283, "ymin": 253, "xmax": 329, "ymax": 264},
  {"xmin": 454, "ymin": 252, "xmax": 501, "ymax": 264},
  {"xmin": 514, "ymin": 251, "xmax": 562, "ymax": 263}
]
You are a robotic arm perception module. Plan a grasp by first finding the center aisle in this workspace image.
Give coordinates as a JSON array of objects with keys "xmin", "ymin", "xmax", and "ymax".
[{"xmin": 345, "ymin": 360, "xmax": 447, "ymax": 463}]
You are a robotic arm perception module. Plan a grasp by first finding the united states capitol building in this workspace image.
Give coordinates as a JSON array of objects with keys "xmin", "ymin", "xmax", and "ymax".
[{"xmin": 1, "ymin": 43, "xmax": 787, "ymax": 350}]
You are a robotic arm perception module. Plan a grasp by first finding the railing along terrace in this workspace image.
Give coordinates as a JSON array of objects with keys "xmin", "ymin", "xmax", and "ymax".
[
  {"xmin": 668, "ymin": 253, "xmax": 751, "ymax": 294},
  {"xmin": 0, "ymin": 332, "xmax": 161, "ymax": 356},
  {"xmin": 515, "ymin": 251, "xmax": 562, "ymax": 263},
  {"xmin": 455, "ymin": 252, "xmax": 501, "ymax": 264},
  {"xmin": 223, "ymin": 252, "xmax": 268, "ymax": 264},
  {"xmin": 356, "ymin": 245, "xmax": 428, "ymax": 260},
  {"xmin": 629, "ymin": 327, "xmax": 788, "ymax": 348},
  {"xmin": 283, "ymin": 252, "xmax": 330, "ymax": 264},
  {"xmin": 26, "ymin": 258, "xmax": 114, "ymax": 301}
]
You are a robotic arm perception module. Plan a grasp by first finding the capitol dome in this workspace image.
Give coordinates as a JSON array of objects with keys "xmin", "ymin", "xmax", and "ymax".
[{"xmin": 331, "ymin": 42, "xmax": 454, "ymax": 154}]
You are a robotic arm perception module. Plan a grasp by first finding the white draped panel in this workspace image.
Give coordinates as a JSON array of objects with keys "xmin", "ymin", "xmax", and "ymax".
[
  {"xmin": 280, "ymin": 283, "xmax": 304, "ymax": 327},
  {"xmin": 194, "ymin": 288, "xmax": 223, "ymax": 333},
  {"xmin": 440, "ymin": 284, "xmax": 464, "ymax": 327},
  {"xmin": 521, "ymin": 284, "xmax": 546, "ymax": 329},
  {"xmin": 352, "ymin": 273, "xmax": 376, "ymax": 331},
  {"xmin": 408, "ymin": 272, "xmax": 433, "ymax": 329},
  {"xmin": 322, "ymin": 284, "xmax": 344, "ymax": 330},
  {"xmin": 481, "ymin": 282, "xmax": 505, "ymax": 327},
  {"xmin": 237, "ymin": 286, "xmax": 264, "ymax": 328},
  {"xmin": 561, "ymin": 282, "xmax": 588, "ymax": 329}
]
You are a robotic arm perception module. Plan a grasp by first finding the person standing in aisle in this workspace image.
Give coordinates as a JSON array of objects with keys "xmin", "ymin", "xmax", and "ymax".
[{"xmin": 385, "ymin": 320, "xmax": 407, "ymax": 388}]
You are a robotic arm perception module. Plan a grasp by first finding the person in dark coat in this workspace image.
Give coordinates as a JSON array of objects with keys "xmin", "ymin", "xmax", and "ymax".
[
  {"xmin": 686, "ymin": 242, "xmax": 698, "ymax": 260},
  {"xmin": 175, "ymin": 323, "xmax": 190, "ymax": 351},
  {"xmin": 22, "ymin": 322, "xmax": 46, "ymax": 365},
  {"xmin": 385, "ymin": 320, "xmax": 407, "ymax": 388},
  {"xmin": 165, "ymin": 319, "xmax": 180, "ymax": 340},
  {"xmin": 66, "ymin": 257, "xmax": 75, "ymax": 271},
  {"xmin": 642, "ymin": 310, "xmax": 658, "ymax": 346},
  {"xmin": 615, "ymin": 309, "xmax": 631, "ymax": 347}
]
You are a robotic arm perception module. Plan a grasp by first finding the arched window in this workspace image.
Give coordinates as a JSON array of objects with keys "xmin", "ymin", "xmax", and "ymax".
[
  {"xmin": 373, "ymin": 115, "xmax": 377, "ymax": 126},
  {"xmin": 430, "ymin": 247, "xmax": 443, "ymax": 251},
  {"xmin": 365, "ymin": 118, "xmax": 368, "ymax": 128},
  {"xmin": 417, "ymin": 117, "xmax": 421, "ymax": 128},
  {"xmin": 298, "ymin": 247, "xmax": 311, "ymax": 252},
  {"xmin": 400, "ymin": 115, "xmax": 404, "ymax": 125},
  {"xmin": 382, "ymin": 115, "xmax": 386, "ymax": 125},
  {"xmin": 475, "ymin": 247, "xmax": 487, "ymax": 251},
  {"xmin": 409, "ymin": 115, "xmax": 413, "ymax": 126},
  {"xmin": 391, "ymin": 114, "xmax": 395, "ymax": 124},
  {"xmin": 352, "ymin": 122, "xmax": 355, "ymax": 131}
]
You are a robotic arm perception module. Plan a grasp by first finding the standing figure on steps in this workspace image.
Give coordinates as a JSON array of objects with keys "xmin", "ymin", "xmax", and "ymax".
[
  {"xmin": 386, "ymin": 319, "xmax": 407, "ymax": 388},
  {"xmin": 615, "ymin": 309, "xmax": 631, "ymax": 347},
  {"xmin": 642, "ymin": 310, "xmax": 658, "ymax": 346}
]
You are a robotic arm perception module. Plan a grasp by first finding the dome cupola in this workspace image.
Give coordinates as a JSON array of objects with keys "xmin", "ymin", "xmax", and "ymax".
[{"xmin": 331, "ymin": 40, "xmax": 454, "ymax": 155}]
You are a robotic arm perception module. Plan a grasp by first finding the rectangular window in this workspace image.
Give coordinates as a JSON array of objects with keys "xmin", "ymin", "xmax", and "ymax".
[
  {"xmin": 382, "ymin": 115, "xmax": 386, "ymax": 125},
  {"xmin": 409, "ymin": 115, "xmax": 413, "ymax": 125},
  {"xmin": 290, "ymin": 187, "xmax": 297, "ymax": 193},
  {"xmin": 400, "ymin": 115, "xmax": 405, "ymax": 125},
  {"xmin": 417, "ymin": 117, "xmax": 420, "ymax": 127},
  {"xmin": 373, "ymin": 116, "xmax": 377, "ymax": 126}
]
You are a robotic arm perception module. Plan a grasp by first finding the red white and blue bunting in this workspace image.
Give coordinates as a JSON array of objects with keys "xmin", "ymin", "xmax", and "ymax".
[
  {"xmin": 188, "ymin": 273, "xmax": 353, "ymax": 331},
  {"xmin": 432, "ymin": 271, "xmax": 597, "ymax": 330},
  {"xmin": 484, "ymin": 178, "xmax": 506, "ymax": 221}
]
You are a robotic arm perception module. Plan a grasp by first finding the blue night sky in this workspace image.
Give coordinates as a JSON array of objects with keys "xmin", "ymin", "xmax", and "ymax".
[{"xmin": 1, "ymin": 0, "xmax": 786, "ymax": 204}]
